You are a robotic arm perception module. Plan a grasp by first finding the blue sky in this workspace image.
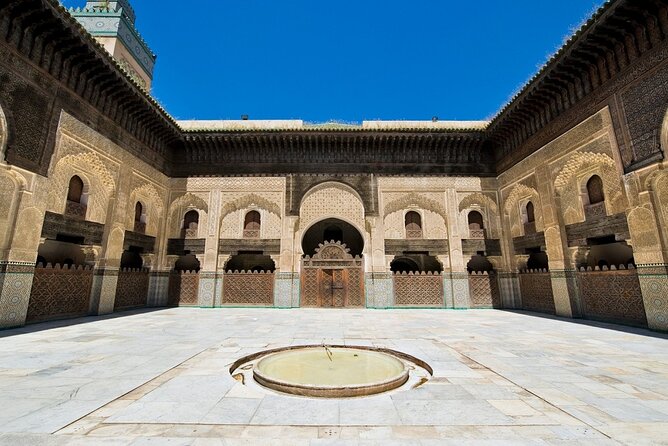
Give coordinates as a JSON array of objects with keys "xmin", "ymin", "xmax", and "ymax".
[{"xmin": 63, "ymin": 1, "xmax": 603, "ymax": 122}]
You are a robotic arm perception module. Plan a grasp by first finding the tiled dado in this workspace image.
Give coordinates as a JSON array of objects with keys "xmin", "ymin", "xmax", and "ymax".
[
  {"xmin": 636, "ymin": 264, "xmax": 668, "ymax": 332},
  {"xmin": 274, "ymin": 272, "xmax": 299, "ymax": 308},
  {"xmin": 365, "ymin": 272, "xmax": 393, "ymax": 309},
  {"xmin": 0, "ymin": 262, "xmax": 36, "ymax": 329}
]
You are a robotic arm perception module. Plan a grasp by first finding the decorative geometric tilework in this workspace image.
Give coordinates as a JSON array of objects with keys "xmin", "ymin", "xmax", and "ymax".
[
  {"xmin": 0, "ymin": 263, "xmax": 36, "ymax": 329},
  {"xmin": 197, "ymin": 273, "xmax": 217, "ymax": 307},
  {"xmin": 637, "ymin": 270, "xmax": 668, "ymax": 331},
  {"xmin": 452, "ymin": 273, "xmax": 471, "ymax": 309},
  {"xmin": 274, "ymin": 273, "xmax": 296, "ymax": 308}
]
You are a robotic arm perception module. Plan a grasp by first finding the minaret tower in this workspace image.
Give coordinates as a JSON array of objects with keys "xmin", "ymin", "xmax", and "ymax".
[{"xmin": 69, "ymin": 0, "xmax": 156, "ymax": 90}]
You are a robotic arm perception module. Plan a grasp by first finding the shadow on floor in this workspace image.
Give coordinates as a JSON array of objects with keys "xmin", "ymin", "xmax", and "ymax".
[
  {"xmin": 501, "ymin": 309, "xmax": 668, "ymax": 340},
  {"xmin": 0, "ymin": 307, "xmax": 169, "ymax": 338}
]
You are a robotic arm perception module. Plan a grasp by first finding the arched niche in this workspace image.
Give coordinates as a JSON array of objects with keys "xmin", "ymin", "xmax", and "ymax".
[
  {"xmin": 299, "ymin": 181, "xmax": 366, "ymax": 232},
  {"xmin": 301, "ymin": 218, "xmax": 365, "ymax": 257}
]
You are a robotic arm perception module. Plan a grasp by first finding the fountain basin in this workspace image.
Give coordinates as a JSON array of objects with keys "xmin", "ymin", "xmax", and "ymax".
[{"xmin": 253, "ymin": 346, "xmax": 409, "ymax": 398}]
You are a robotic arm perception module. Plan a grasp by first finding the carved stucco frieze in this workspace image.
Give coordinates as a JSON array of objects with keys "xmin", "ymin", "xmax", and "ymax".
[{"xmin": 167, "ymin": 192, "xmax": 210, "ymax": 238}]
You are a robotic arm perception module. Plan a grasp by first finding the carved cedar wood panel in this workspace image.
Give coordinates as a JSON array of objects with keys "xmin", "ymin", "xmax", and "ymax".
[
  {"xmin": 114, "ymin": 269, "xmax": 150, "ymax": 310},
  {"xmin": 577, "ymin": 270, "xmax": 647, "ymax": 327},
  {"xmin": 393, "ymin": 273, "xmax": 443, "ymax": 307},
  {"xmin": 518, "ymin": 272, "xmax": 556, "ymax": 314},
  {"xmin": 468, "ymin": 273, "xmax": 502, "ymax": 308},
  {"xmin": 27, "ymin": 266, "xmax": 94, "ymax": 323},
  {"xmin": 222, "ymin": 272, "xmax": 274, "ymax": 305},
  {"xmin": 168, "ymin": 272, "xmax": 200, "ymax": 306}
]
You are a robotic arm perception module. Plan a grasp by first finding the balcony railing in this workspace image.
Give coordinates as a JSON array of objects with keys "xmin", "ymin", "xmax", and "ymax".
[
  {"xmin": 469, "ymin": 229, "xmax": 486, "ymax": 239},
  {"xmin": 64, "ymin": 201, "xmax": 87, "ymax": 219},
  {"xmin": 134, "ymin": 221, "xmax": 146, "ymax": 234},
  {"xmin": 406, "ymin": 229, "xmax": 423, "ymax": 239},
  {"xmin": 524, "ymin": 222, "xmax": 536, "ymax": 235},
  {"xmin": 584, "ymin": 202, "xmax": 606, "ymax": 221},
  {"xmin": 180, "ymin": 227, "xmax": 199, "ymax": 239},
  {"xmin": 243, "ymin": 229, "xmax": 260, "ymax": 239}
]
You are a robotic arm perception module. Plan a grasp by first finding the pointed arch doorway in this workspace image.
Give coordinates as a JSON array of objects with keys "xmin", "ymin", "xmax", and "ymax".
[{"xmin": 301, "ymin": 218, "xmax": 365, "ymax": 308}]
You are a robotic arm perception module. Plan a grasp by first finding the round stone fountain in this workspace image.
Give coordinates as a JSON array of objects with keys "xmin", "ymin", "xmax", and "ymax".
[{"xmin": 230, "ymin": 345, "xmax": 431, "ymax": 398}]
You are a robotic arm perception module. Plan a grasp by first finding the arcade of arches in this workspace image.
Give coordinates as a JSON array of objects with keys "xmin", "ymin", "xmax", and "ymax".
[{"xmin": 1, "ymin": 0, "xmax": 668, "ymax": 332}]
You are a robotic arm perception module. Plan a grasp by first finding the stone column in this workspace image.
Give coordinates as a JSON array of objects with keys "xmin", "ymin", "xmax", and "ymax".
[
  {"xmin": 90, "ymin": 163, "xmax": 135, "ymax": 315},
  {"xmin": 275, "ymin": 215, "xmax": 299, "ymax": 308},
  {"xmin": 498, "ymin": 213, "xmax": 521, "ymax": 309},
  {"xmin": 147, "ymin": 204, "xmax": 170, "ymax": 307},
  {"xmin": 446, "ymin": 188, "xmax": 470, "ymax": 309},
  {"xmin": 628, "ymin": 188, "xmax": 668, "ymax": 331},
  {"xmin": 365, "ymin": 215, "xmax": 392, "ymax": 309},
  {"xmin": 537, "ymin": 165, "xmax": 579, "ymax": 318},
  {"xmin": 0, "ymin": 184, "xmax": 48, "ymax": 329},
  {"xmin": 199, "ymin": 190, "xmax": 221, "ymax": 308},
  {"xmin": 437, "ymin": 254, "xmax": 453, "ymax": 308}
]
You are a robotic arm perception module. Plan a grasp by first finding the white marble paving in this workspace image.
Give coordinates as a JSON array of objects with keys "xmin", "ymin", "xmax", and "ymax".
[{"xmin": 0, "ymin": 308, "xmax": 666, "ymax": 444}]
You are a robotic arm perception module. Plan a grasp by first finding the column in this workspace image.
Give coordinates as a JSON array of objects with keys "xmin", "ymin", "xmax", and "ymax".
[
  {"xmin": 498, "ymin": 213, "xmax": 521, "ymax": 309},
  {"xmin": 365, "ymin": 215, "xmax": 392, "ymax": 309},
  {"xmin": 630, "ymin": 186, "xmax": 668, "ymax": 331},
  {"xmin": 437, "ymin": 254, "xmax": 453, "ymax": 308},
  {"xmin": 537, "ymin": 165, "xmax": 579, "ymax": 318},
  {"xmin": 0, "ymin": 182, "xmax": 48, "ymax": 328},
  {"xmin": 198, "ymin": 189, "xmax": 221, "ymax": 308},
  {"xmin": 274, "ymin": 215, "xmax": 299, "ymax": 308},
  {"xmin": 446, "ymin": 188, "xmax": 469, "ymax": 309}
]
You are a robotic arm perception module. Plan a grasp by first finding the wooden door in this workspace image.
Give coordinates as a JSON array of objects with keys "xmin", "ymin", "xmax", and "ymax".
[
  {"xmin": 301, "ymin": 267, "xmax": 364, "ymax": 308},
  {"xmin": 319, "ymin": 269, "xmax": 346, "ymax": 307}
]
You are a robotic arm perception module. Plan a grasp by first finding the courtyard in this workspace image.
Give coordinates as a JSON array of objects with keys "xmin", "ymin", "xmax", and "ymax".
[{"xmin": 0, "ymin": 309, "xmax": 666, "ymax": 445}]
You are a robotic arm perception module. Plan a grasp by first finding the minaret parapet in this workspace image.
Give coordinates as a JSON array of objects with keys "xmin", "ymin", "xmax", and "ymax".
[{"xmin": 68, "ymin": 0, "xmax": 154, "ymax": 90}]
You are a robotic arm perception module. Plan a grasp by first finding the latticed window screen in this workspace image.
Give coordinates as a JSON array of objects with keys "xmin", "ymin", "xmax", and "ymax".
[
  {"xmin": 587, "ymin": 175, "xmax": 605, "ymax": 204},
  {"xmin": 405, "ymin": 211, "xmax": 423, "ymax": 239},
  {"xmin": 243, "ymin": 210, "xmax": 261, "ymax": 238}
]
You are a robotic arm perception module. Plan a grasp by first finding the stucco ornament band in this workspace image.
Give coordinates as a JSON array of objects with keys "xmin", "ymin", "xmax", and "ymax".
[{"xmin": 0, "ymin": 104, "xmax": 6, "ymax": 163}]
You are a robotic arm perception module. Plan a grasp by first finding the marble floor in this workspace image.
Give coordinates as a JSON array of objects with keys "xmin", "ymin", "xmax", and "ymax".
[{"xmin": 0, "ymin": 308, "xmax": 667, "ymax": 445}]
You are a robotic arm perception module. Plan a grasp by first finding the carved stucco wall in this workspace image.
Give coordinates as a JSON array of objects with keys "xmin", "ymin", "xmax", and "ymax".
[
  {"xmin": 167, "ymin": 192, "xmax": 209, "ymax": 238},
  {"xmin": 383, "ymin": 209, "xmax": 447, "ymax": 239},
  {"xmin": 0, "ymin": 170, "xmax": 23, "ymax": 252},
  {"xmin": 37, "ymin": 111, "xmax": 173, "ymax": 250},
  {"xmin": 382, "ymin": 192, "xmax": 448, "ymax": 239},
  {"xmin": 650, "ymin": 172, "xmax": 668, "ymax": 247},
  {"xmin": 219, "ymin": 192, "xmax": 283, "ymax": 239},
  {"xmin": 46, "ymin": 140, "xmax": 117, "ymax": 224},
  {"xmin": 299, "ymin": 182, "xmax": 365, "ymax": 232},
  {"xmin": 457, "ymin": 192, "xmax": 500, "ymax": 239},
  {"xmin": 127, "ymin": 182, "xmax": 165, "ymax": 237},
  {"xmin": 627, "ymin": 206, "xmax": 664, "ymax": 264},
  {"xmin": 0, "ymin": 103, "xmax": 7, "ymax": 163},
  {"xmin": 503, "ymin": 183, "xmax": 542, "ymax": 238},
  {"xmin": 553, "ymin": 150, "xmax": 626, "ymax": 226},
  {"xmin": 662, "ymin": 108, "xmax": 668, "ymax": 155}
]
